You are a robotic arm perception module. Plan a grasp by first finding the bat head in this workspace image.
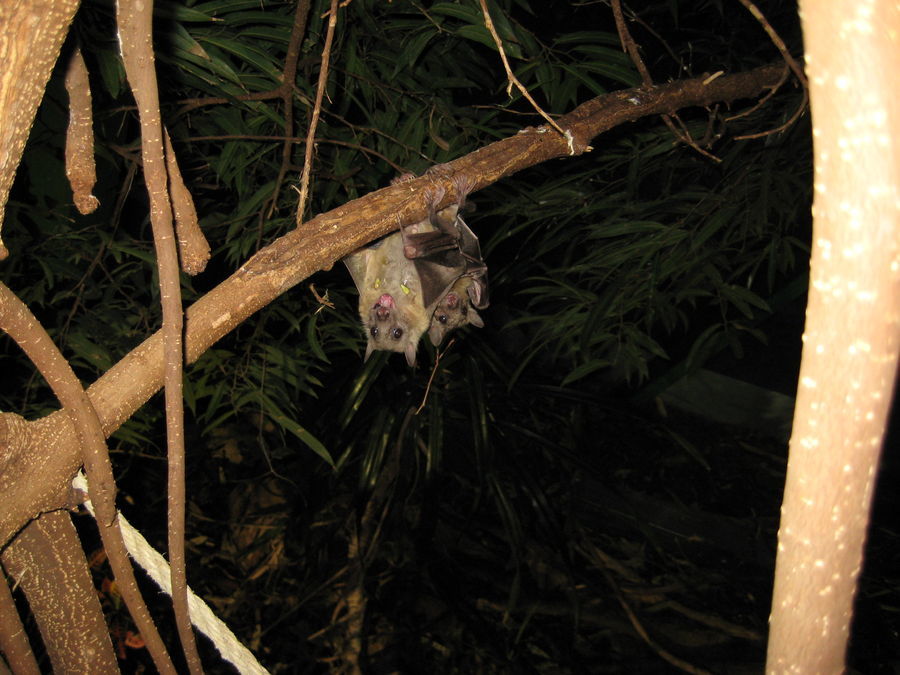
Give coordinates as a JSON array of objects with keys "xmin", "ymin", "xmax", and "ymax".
[
  {"xmin": 363, "ymin": 293, "xmax": 430, "ymax": 366},
  {"xmin": 427, "ymin": 278, "xmax": 485, "ymax": 346}
]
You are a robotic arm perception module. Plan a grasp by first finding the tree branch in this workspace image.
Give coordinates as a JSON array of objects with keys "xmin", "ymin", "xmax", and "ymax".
[{"xmin": 0, "ymin": 62, "xmax": 789, "ymax": 549}]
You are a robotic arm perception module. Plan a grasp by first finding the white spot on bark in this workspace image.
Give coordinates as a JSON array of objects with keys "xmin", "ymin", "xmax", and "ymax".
[{"xmin": 212, "ymin": 313, "xmax": 232, "ymax": 329}]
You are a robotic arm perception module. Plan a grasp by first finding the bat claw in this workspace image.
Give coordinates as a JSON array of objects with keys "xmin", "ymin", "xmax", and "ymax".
[
  {"xmin": 451, "ymin": 174, "xmax": 476, "ymax": 211},
  {"xmin": 391, "ymin": 172, "xmax": 418, "ymax": 185}
]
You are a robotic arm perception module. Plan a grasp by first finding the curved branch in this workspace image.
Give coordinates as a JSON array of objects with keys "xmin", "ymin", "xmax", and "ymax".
[
  {"xmin": 117, "ymin": 0, "xmax": 201, "ymax": 669},
  {"xmin": 0, "ymin": 282, "xmax": 175, "ymax": 673}
]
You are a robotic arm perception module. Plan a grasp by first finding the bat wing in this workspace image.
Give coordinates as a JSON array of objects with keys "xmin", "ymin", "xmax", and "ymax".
[
  {"xmin": 402, "ymin": 221, "xmax": 468, "ymax": 311},
  {"xmin": 412, "ymin": 248, "xmax": 466, "ymax": 310},
  {"xmin": 407, "ymin": 212, "xmax": 489, "ymax": 315},
  {"xmin": 455, "ymin": 215, "xmax": 489, "ymax": 309},
  {"xmin": 456, "ymin": 215, "xmax": 482, "ymax": 262},
  {"xmin": 343, "ymin": 245, "xmax": 373, "ymax": 293}
]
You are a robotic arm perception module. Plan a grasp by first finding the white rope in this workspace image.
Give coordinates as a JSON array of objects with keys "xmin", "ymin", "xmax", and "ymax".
[{"xmin": 72, "ymin": 471, "xmax": 269, "ymax": 675}]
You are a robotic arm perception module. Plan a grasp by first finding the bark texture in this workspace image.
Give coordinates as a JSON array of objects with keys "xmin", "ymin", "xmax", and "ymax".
[{"xmin": 0, "ymin": 0, "xmax": 80, "ymax": 259}]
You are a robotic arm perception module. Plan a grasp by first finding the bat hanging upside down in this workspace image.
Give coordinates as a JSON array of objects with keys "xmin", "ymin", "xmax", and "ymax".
[{"xmin": 343, "ymin": 174, "xmax": 489, "ymax": 366}]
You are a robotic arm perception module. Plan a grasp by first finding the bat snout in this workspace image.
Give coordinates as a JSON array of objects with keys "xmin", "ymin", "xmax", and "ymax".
[
  {"xmin": 376, "ymin": 293, "xmax": 395, "ymax": 307},
  {"xmin": 372, "ymin": 293, "xmax": 396, "ymax": 314}
]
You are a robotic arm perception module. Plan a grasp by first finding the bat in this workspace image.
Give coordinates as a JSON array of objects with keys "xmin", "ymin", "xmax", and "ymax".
[
  {"xmin": 422, "ymin": 188, "xmax": 488, "ymax": 346},
  {"xmin": 343, "ymin": 174, "xmax": 489, "ymax": 365},
  {"xmin": 428, "ymin": 274, "xmax": 486, "ymax": 347},
  {"xmin": 343, "ymin": 223, "xmax": 431, "ymax": 367}
]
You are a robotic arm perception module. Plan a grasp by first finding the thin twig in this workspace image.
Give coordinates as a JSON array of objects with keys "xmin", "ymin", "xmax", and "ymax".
[
  {"xmin": 309, "ymin": 282, "xmax": 335, "ymax": 311},
  {"xmin": 611, "ymin": 0, "xmax": 721, "ymax": 162},
  {"xmin": 477, "ymin": 0, "xmax": 565, "ymax": 137},
  {"xmin": 416, "ymin": 338, "xmax": 455, "ymax": 415},
  {"xmin": 266, "ymin": 0, "xmax": 312, "ymax": 218},
  {"xmin": 296, "ymin": 0, "xmax": 341, "ymax": 227},
  {"xmin": 586, "ymin": 543, "xmax": 713, "ymax": 675},
  {"xmin": 731, "ymin": 0, "xmax": 808, "ymax": 140}
]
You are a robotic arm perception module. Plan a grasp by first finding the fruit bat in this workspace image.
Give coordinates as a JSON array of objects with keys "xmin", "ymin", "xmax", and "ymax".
[
  {"xmin": 344, "ymin": 176, "xmax": 489, "ymax": 365},
  {"xmin": 428, "ymin": 274, "xmax": 486, "ymax": 347},
  {"xmin": 424, "ymin": 196, "xmax": 488, "ymax": 346}
]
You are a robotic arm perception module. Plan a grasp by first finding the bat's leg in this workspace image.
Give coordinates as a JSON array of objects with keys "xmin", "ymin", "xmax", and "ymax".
[
  {"xmin": 423, "ymin": 164, "xmax": 476, "ymax": 213},
  {"xmin": 423, "ymin": 184, "xmax": 447, "ymax": 229},
  {"xmin": 450, "ymin": 174, "xmax": 476, "ymax": 214},
  {"xmin": 393, "ymin": 168, "xmax": 478, "ymax": 260},
  {"xmin": 400, "ymin": 188, "xmax": 458, "ymax": 260}
]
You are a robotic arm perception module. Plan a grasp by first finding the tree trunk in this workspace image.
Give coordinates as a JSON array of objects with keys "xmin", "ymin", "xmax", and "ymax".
[{"xmin": 766, "ymin": 2, "xmax": 900, "ymax": 672}]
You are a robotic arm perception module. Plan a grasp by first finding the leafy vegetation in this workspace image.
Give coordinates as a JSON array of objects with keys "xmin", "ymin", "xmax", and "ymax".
[{"xmin": 3, "ymin": 0, "xmax": 897, "ymax": 672}]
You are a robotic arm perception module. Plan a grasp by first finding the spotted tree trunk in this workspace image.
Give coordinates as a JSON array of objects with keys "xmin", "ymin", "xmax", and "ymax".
[{"xmin": 766, "ymin": 2, "xmax": 900, "ymax": 672}]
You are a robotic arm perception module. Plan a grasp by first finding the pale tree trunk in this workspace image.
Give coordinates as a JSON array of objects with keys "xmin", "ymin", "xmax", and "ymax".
[{"xmin": 767, "ymin": 2, "xmax": 900, "ymax": 672}]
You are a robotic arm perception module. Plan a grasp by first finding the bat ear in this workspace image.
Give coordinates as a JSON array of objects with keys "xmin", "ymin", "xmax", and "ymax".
[
  {"xmin": 428, "ymin": 323, "xmax": 443, "ymax": 346},
  {"xmin": 404, "ymin": 341, "xmax": 418, "ymax": 367},
  {"xmin": 467, "ymin": 279, "xmax": 488, "ymax": 309},
  {"xmin": 468, "ymin": 309, "xmax": 484, "ymax": 329},
  {"xmin": 364, "ymin": 341, "xmax": 375, "ymax": 362}
]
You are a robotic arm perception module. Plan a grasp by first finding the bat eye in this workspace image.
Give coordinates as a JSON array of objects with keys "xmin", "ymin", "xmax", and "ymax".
[
  {"xmin": 436, "ymin": 313, "xmax": 448, "ymax": 324},
  {"xmin": 369, "ymin": 326, "xmax": 379, "ymax": 338},
  {"xmin": 391, "ymin": 327, "xmax": 403, "ymax": 340}
]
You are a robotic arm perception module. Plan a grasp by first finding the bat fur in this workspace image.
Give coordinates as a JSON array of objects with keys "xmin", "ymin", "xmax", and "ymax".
[{"xmin": 343, "ymin": 174, "xmax": 489, "ymax": 364}]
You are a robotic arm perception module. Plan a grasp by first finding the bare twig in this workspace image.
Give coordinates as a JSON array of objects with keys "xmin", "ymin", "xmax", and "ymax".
[
  {"xmin": 309, "ymin": 282, "xmax": 335, "ymax": 311},
  {"xmin": 266, "ymin": 0, "xmax": 312, "ymax": 218},
  {"xmin": 731, "ymin": 0, "xmax": 808, "ymax": 140},
  {"xmin": 295, "ymin": 0, "xmax": 341, "ymax": 227},
  {"xmin": 610, "ymin": 0, "xmax": 652, "ymax": 86},
  {"xmin": 584, "ymin": 543, "xmax": 713, "ymax": 675},
  {"xmin": 477, "ymin": 0, "xmax": 565, "ymax": 137},
  {"xmin": 416, "ymin": 338, "xmax": 455, "ymax": 415},
  {"xmin": 611, "ymin": 0, "xmax": 721, "ymax": 162}
]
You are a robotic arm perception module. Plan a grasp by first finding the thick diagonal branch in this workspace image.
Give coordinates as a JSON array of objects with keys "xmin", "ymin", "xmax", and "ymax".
[{"xmin": 0, "ymin": 63, "xmax": 788, "ymax": 549}]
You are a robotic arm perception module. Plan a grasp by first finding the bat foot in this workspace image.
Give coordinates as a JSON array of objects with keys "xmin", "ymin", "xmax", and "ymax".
[
  {"xmin": 451, "ymin": 174, "xmax": 476, "ymax": 212},
  {"xmin": 423, "ymin": 185, "xmax": 447, "ymax": 220},
  {"xmin": 424, "ymin": 165, "xmax": 475, "ymax": 212}
]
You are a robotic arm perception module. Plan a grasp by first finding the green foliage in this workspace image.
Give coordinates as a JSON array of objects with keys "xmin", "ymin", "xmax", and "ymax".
[{"xmin": 493, "ymin": 110, "xmax": 810, "ymax": 385}]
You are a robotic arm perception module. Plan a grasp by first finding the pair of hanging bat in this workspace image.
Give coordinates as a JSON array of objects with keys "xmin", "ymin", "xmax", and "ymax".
[{"xmin": 343, "ymin": 175, "xmax": 488, "ymax": 366}]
